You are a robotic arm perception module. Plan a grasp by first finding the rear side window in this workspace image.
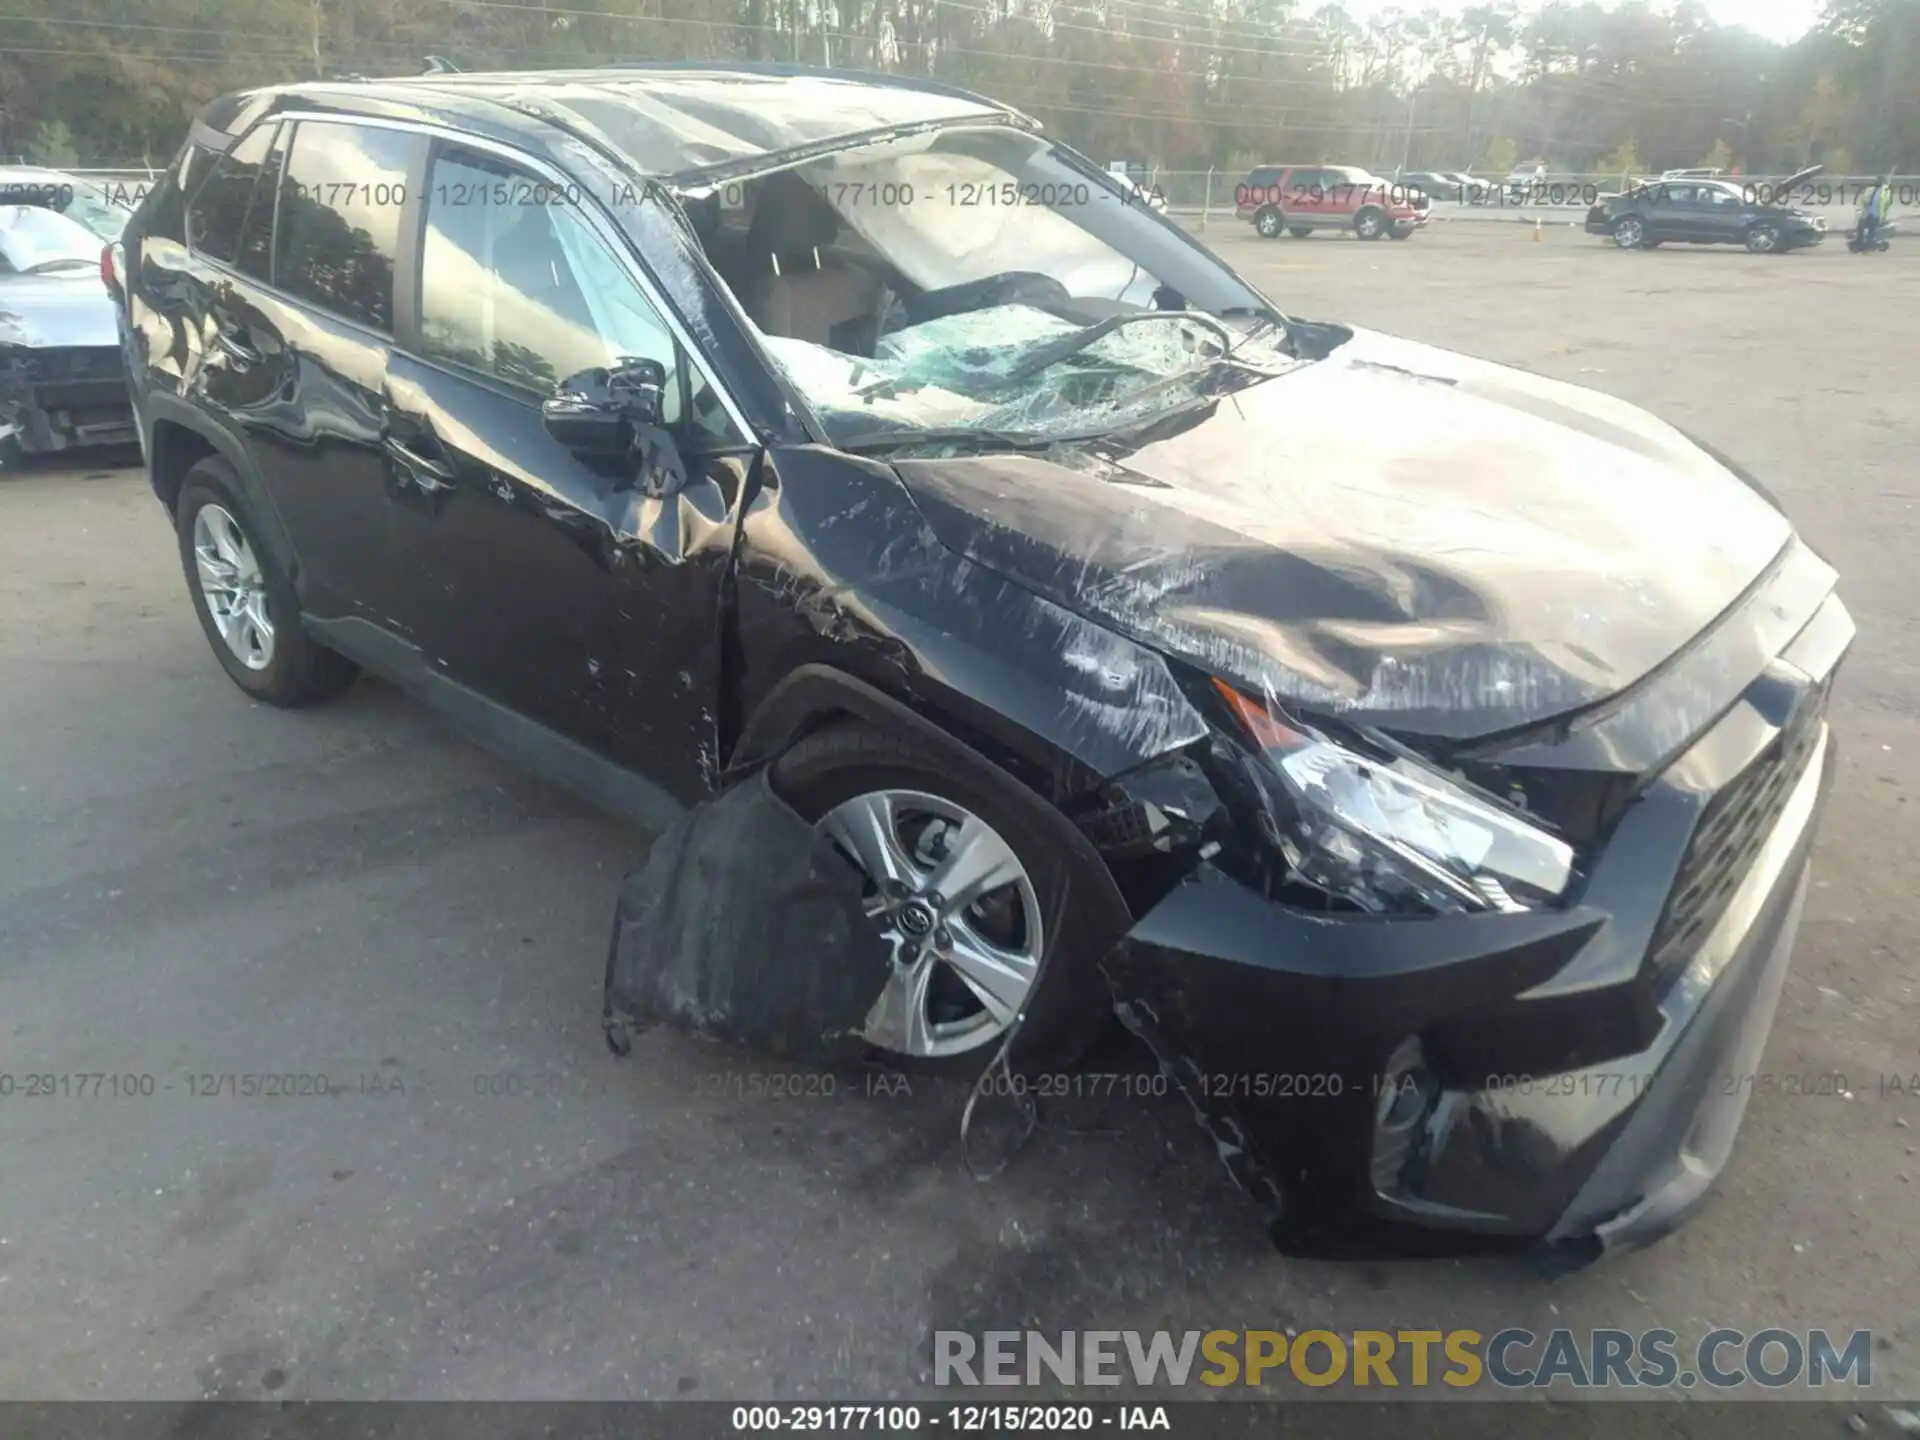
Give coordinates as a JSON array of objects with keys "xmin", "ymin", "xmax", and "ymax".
[
  {"xmin": 1247, "ymin": 167, "xmax": 1281, "ymax": 187},
  {"xmin": 274, "ymin": 121, "xmax": 420, "ymax": 333},
  {"xmin": 233, "ymin": 124, "xmax": 287, "ymax": 280},
  {"xmin": 138, "ymin": 146, "xmax": 210, "ymax": 246},
  {"xmin": 187, "ymin": 124, "xmax": 276, "ymax": 265}
]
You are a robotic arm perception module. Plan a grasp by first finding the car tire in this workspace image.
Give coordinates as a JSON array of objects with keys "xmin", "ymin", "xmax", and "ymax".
[
  {"xmin": 1745, "ymin": 222, "xmax": 1782, "ymax": 253},
  {"xmin": 1388, "ymin": 225, "xmax": 1413, "ymax": 240},
  {"xmin": 1288, "ymin": 225, "xmax": 1311, "ymax": 238},
  {"xmin": 1613, "ymin": 216, "xmax": 1646, "ymax": 249},
  {"xmin": 1254, "ymin": 206, "xmax": 1284, "ymax": 238},
  {"xmin": 771, "ymin": 720, "xmax": 1120, "ymax": 1076},
  {"xmin": 1354, "ymin": 207, "xmax": 1386, "ymax": 240},
  {"xmin": 175, "ymin": 459, "xmax": 358, "ymax": 707}
]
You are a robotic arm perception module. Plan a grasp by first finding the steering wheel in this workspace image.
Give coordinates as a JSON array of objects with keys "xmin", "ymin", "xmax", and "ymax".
[{"xmin": 899, "ymin": 271, "xmax": 1072, "ymax": 325}]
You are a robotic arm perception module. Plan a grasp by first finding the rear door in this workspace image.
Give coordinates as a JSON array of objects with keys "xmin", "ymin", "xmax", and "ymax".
[
  {"xmin": 256, "ymin": 119, "xmax": 427, "ymax": 627},
  {"xmin": 381, "ymin": 137, "xmax": 757, "ymax": 788},
  {"xmin": 184, "ymin": 116, "xmax": 428, "ymax": 628}
]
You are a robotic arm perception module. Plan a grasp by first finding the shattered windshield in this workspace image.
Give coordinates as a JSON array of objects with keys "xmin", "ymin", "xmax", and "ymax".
[
  {"xmin": 0, "ymin": 205, "xmax": 102, "ymax": 273},
  {"xmin": 678, "ymin": 126, "xmax": 1293, "ymax": 449}
]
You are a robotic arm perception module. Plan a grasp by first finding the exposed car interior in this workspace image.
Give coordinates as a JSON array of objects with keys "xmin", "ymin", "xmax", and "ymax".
[{"xmin": 670, "ymin": 127, "xmax": 1292, "ymax": 445}]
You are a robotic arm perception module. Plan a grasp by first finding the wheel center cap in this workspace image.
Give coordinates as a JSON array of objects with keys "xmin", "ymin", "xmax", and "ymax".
[{"xmin": 896, "ymin": 898, "xmax": 938, "ymax": 938}]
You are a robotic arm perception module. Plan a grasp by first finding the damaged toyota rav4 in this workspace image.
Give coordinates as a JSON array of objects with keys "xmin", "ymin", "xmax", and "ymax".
[{"xmin": 118, "ymin": 63, "xmax": 1851, "ymax": 1265}]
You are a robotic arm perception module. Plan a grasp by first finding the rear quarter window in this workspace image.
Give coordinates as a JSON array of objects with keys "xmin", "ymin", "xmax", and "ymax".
[{"xmin": 186, "ymin": 123, "xmax": 276, "ymax": 265}]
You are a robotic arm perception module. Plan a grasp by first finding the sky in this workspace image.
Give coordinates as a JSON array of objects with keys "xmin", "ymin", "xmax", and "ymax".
[{"xmin": 1329, "ymin": 0, "xmax": 1826, "ymax": 45}]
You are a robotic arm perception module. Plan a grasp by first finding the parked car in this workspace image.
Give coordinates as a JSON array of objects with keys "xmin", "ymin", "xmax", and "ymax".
[
  {"xmin": 1659, "ymin": 167, "xmax": 1728, "ymax": 180},
  {"xmin": 0, "ymin": 165, "xmax": 138, "ymax": 241},
  {"xmin": 1587, "ymin": 167, "xmax": 1827, "ymax": 252},
  {"xmin": 118, "ymin": 63, "xmax": 1850, "ymax": 1259},
  {"xmin": 1503, "ymin": 167, "xmax": 1545, "ymax": 202},
  {"xmin": 0, "ymin": 205, "xmax": 136, "ymax": 461},
  {"xmin": 1400, "ymin": 169, "xmax": 1479, "ymax": 203},
  {"xmin": 1236, "ymin": 164, "xmax": 1428, "ymax": 239}
]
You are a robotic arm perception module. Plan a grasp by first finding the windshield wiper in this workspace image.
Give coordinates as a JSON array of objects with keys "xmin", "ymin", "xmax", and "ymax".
[
  {"xmin": 1218, "ymin": 305, "xmax": 1297, "ymax": 359},
  {"xmin": 999, "ymin": 310, "xmax": 1235, "ymax": 385}
]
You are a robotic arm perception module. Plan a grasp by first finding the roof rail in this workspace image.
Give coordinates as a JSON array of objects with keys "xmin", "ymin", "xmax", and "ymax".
[{"xmin": 422, "ymin": 56, "xmax": 461, "ymax": 74}]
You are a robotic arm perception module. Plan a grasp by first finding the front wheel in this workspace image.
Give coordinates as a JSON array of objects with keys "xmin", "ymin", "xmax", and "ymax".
[
  {"xmin": 771, "ymin": 722, "xmax": 1119, "ymax": 1075},
  {"xmin": 1354, "ymin": 207, "xmax": 1386, "ymax": 240},
  {"xmin": 1254, "ymin": 205, "xmax": 1285, "ymax": 238},
  {"xmin": 1745, "ymin": 222, "xmax": 1782, "ymax": 253},
  {"xmin": 1387, "ymin": 224, "xmax": 1413, "ymax": 240}
]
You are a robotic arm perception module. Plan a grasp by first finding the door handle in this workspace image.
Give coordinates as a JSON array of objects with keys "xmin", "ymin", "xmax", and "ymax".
[{"xmin": 383, "ymin": 433, "xmax": 456, "ymax": 490}]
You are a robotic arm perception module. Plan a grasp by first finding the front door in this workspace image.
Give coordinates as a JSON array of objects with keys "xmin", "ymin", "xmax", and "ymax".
[
  {"xmin": 1697, "ymin": 185, "xmax": 1752, "ymax": 243},
  {"xmin": 382, "ymin": 140, "xmax": 757, "ymax": 797}
]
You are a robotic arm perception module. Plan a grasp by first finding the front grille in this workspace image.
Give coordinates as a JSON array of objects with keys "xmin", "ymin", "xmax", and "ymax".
[{"xmin": 1644, "ymin": 688, "xmax": 1828, "ymax": 992}]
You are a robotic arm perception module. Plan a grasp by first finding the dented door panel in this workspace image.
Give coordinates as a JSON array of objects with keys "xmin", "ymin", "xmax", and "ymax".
[{"xmin": 382, "ymin": 351, "xmax": 744, "ymax": 795}]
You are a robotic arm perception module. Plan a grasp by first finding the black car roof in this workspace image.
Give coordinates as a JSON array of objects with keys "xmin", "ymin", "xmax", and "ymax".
[{"xmin": 211, "ymin": 62, "xmax": 1034, "ymax": 184}]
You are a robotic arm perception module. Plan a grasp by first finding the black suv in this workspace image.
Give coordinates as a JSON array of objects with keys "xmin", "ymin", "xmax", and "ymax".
[{"xmin": 115, "ymin": 63, "xmax": 1850, "ymax": 1259}]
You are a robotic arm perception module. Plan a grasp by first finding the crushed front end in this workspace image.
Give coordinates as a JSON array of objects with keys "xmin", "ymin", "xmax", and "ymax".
[
  {"xmin": 0, "ymin": 343, "xmax": 136, "ymax": 456},
  {"xmin": 1084, "ymin": 542, "xmax": 1853, "ymax": 1264}
]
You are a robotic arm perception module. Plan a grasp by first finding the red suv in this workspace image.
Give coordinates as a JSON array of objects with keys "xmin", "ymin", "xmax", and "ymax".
[{"xmin": 1235, "ymin": 164, "xmax": 1429, "ymax": 240}]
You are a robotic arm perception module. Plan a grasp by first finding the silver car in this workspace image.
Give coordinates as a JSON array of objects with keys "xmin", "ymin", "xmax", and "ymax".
[
  {"xmin": 0, "ymin": 166, "xmax": 137, "ymax": 241},
  {"xmin": 0, "ymin": 205, "xmax": 135, "ymax": 460}
]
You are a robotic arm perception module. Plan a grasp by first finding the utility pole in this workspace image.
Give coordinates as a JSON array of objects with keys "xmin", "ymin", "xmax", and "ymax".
[
  {"xmin": 310, "ymin": 0, "xmax": 324, "ymax": 78},
  {"xmin": 1401, "ymin": 80, "xmax": 1418, "ymax": 175}
]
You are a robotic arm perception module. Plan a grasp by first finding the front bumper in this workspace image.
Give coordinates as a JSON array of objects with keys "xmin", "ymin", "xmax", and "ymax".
[
  {"xmin": 1102, "ymin": 594, "xmax": 1850, "ymax": 1262},
  {"xmin": 0, "ymin": 347, "xmax": 135, "ymax": 455}
]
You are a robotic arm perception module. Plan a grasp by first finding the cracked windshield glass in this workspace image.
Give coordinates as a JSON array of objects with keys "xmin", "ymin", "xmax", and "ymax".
[{"xmin": 682, "ymin": 127, "xmax": 1293, "ymax": 449}]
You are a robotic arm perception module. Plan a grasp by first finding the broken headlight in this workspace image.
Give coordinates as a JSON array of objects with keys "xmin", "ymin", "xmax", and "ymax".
[{"xmin": 1213, "ymin": 679, "xmax": 1575, "ymax": 916}]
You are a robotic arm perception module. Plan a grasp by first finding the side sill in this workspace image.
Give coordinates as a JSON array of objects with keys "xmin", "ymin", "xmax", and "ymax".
[{"xmin": 306, "ymin": 615, "xmax": 687, "ymax": 835}]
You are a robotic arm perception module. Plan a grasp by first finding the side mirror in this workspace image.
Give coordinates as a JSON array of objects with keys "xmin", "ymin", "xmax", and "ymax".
[{"xmin": 542, "ymin": 356, "xmax": 668, "ymax": 458}]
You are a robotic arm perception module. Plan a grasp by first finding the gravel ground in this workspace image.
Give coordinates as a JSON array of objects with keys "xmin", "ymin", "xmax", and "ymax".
[{"xmin": 0, "ymin": 223, "xmax": 1914, "ymax": 1407}]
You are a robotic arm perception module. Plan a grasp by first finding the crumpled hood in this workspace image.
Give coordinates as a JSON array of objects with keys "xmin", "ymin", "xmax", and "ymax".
[
  {"xmin": 890, "ymin": 326, "xmax": 1794, "ymax": 741},
  {"xmin": 0, "ymin": 273, "xmax": 118, "ymax": 349}
]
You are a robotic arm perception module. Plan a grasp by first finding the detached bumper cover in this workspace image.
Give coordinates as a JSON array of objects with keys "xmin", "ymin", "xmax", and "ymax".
[{"xmin": 1102, "ymin": 593, "xmax": 1850, "ymax": 1261}]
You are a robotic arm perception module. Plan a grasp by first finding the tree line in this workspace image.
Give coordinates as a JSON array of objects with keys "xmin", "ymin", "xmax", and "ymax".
[{"xmin": 2, "ymin": 0, "xmax": 1913, "ymax": 177}]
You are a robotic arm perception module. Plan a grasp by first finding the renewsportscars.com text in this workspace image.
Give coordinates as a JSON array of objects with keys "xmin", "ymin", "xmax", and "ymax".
[{"xmin": 933, "ymin": 1328, "xmax": 1872, "ymax": 1390}]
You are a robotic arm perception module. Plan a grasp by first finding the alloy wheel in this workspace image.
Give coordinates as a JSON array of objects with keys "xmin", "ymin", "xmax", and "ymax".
[
  {"xmin": 1746, "ymin": 224, "xmax": 1780, "ymax": 253},
  {"xmin": 192, "ymin": 503, "xmax": 275, "ymax": 671},
  {"xmin": 817, "ymin": 788, "xmax": 1043, "ymax": 1059},
  {"xmin": 1614, "ymin": 218, "xmax": 1644, "ymax": 248},
  {"xmin": 1257, "ymin": 208, "xmax": 1282, "ymax": 238}
]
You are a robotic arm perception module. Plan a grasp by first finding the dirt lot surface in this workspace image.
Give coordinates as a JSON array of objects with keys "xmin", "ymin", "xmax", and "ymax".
[{"xmin": 1, "ymin": 223, "xmax": 1915, "ymax": 1407}]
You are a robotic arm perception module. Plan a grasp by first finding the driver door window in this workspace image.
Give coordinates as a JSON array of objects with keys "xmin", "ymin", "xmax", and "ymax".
[{"xmin": 418, "ymin": 148, "xmax": 737, "ymax": 443}]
